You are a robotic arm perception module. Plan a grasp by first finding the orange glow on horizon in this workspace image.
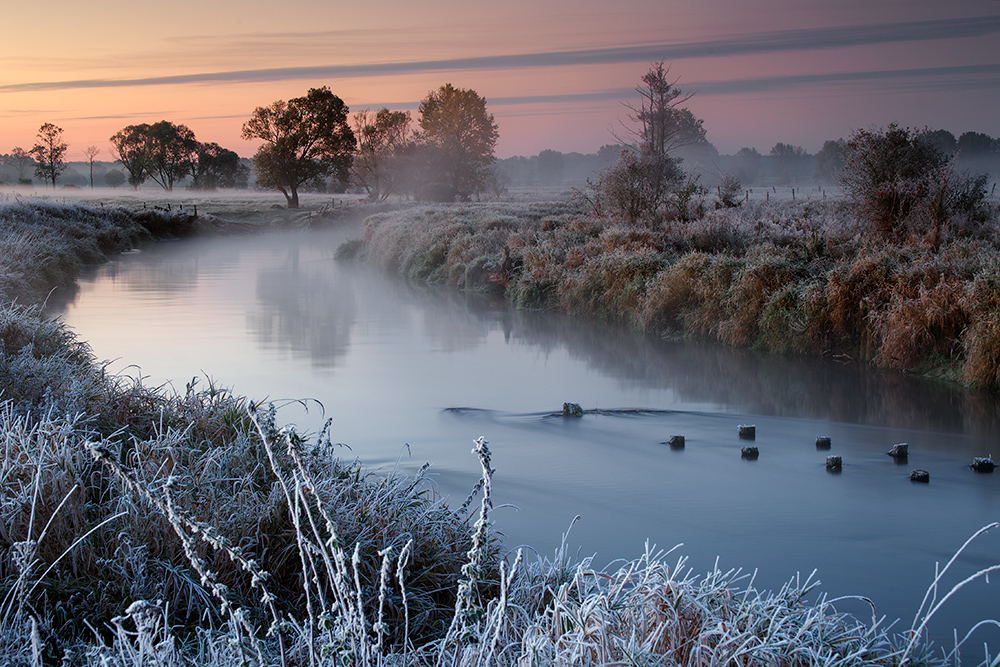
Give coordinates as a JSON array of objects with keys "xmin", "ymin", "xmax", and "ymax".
[{"xmin": 3, "ymin": 0, "xmax": 999, "ymax": 160}]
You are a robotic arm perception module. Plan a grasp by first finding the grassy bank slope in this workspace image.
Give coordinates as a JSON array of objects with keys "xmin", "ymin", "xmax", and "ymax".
[
  {"xmin": 0, "ymin": 199, "xmax": 993, "ymax": 665},
  {"xmin": 346, "ymin": 199, "xmax": 1000, "ymax": 389}
]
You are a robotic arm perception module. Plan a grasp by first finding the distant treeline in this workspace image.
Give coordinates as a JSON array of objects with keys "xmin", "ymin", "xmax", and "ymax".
[
  {"xmin": 3, "ymin": 129, "xmax": 998, "ymax": 192},
  {"xmin": 495, "ymin": 130, "xmax": 1000, "ymax": 189}
]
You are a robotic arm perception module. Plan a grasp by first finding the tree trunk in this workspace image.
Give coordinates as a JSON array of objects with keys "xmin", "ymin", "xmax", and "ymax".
[{"xmin": 286, "ymin": 187, "xmax": 300, "ymax": 209}]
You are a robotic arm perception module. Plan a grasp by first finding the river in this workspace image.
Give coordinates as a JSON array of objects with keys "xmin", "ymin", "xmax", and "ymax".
[{"xmin": 57, "ymin": 221, "xmax": 1000, "ymax": 659}]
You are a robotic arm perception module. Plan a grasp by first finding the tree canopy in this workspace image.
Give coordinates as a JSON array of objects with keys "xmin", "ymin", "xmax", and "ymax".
[
  {"xmin": 30, "ymin": 123, "xmax": 68, "ymax": 188},
  {"xmin": 242, "ymin": 86, "xmax": 356, "ymax": 208},
  {"xmin": 351, "ymin": 108, "xmax": 411, "ymax": 201},
  {"xmin": 417, "ymin": 83, "xmax": 498, "ymax": 199},
  {"xmin": 109, "ymin": 124, "xmax": 152, "ymax": 189}
]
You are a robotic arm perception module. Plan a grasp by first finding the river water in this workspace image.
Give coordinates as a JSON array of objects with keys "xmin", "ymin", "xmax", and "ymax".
[{"xmin": 57, "ymin": 221, "xmax": 1000, "ymax": 658}]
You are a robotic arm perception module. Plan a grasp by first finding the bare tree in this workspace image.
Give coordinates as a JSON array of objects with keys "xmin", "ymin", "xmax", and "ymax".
[
  {"xmin": 82, "ymin": 145, "xmax": 101, "ymax": 188},
  {"xmin": 621, "ymin": 62, "xmax": 705, "ymax": 157}
]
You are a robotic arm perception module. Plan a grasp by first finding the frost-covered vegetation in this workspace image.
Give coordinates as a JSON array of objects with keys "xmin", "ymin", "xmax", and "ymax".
[
  {"xmin": 0, "ymin": 197, "xmax": 195, "ymax": 303},
  {"xmin": 347, "ymin": 190, "xmax": 1000, "ymax": 389},
  {"xmin": 1, "ymin": 198, "xmax": 998, "ymax": 665}
]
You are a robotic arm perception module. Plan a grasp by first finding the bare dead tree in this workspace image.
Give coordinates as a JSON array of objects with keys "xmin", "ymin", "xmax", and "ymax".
[{"xmin": 82, "ymin": 145, "xmax": 101, "ymax": 188}]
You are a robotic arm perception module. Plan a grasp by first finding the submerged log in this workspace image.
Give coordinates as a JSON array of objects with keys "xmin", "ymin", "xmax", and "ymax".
[
  {"xmin": 816, "ymin": 436, "xmax": 832, "ymax": 450},
  {"xmin": 910, "ymin": 469, "xmax": 930, "ymax": 483},
  {"xmin": 562, "ymin": 402, "xmax": 584, "ymax": 418},
  {"xmin": 738, "ymin": 425, "xmax": 756, "ymax": 440},
  {"xmin": 971, "ymin": 456, "xmax": 995, "ymax": 473},
  {"xmin": 741, "ymin": 446, "xmax": 759, "ymax": 460},
  {"xmin": 888, "ymin": 443, "xmax": 909, "ymax": 459},
  {"xmin": 826, "ymin": 455, "xmax": 842, "ymax": 470}
]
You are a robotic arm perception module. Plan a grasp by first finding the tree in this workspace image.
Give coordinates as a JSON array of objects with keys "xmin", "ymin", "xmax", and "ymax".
[
  {"xmin": 814, "ymin": 139, "xmax": 845, "ymax": 184},
  {"xmin": 242, "ymin": 86, "xmax": 356, "ymax": 208},
  {"xmin": 30, "ymin": 123, "xmax": 68, "ymax": 188},
  {"xmin": 103, "ymin": 169, "xmax": 126, "ymax": 188},
  {"xmin": 733, "ymin": 147, "xmax": 763, "ymax": 185},
  {"xmin": 110, "ymin": 124, "xmax": 151, "ymax": 189},
  {"xmin": 622, "ymin": 61, "xmax": 705, "ymax": 157},
  {"xmin": 82, "ymin": 145, "xmax": 101, "ymax": 188},
  {"xmin": 7, "ymin": 147, "xmax": 34, "ymax": 183},
  {"xmin": 924, "ymin": 129, "xmax": 957, "ymax": 157},
  {"xmin": 144, "ymin": 121, "xmax": 199, "ymax": 191},
  {"xmin": 191, "ymin": 142, "xmax": 246, "ymax": 190},
  {"xmin": 769, "ymin": 142, "xmax": 809, "ymax": 184},
  {"xmin": 416, "ymin": 83, "xmax": 499, "ymax": 199},
  {"xmin": 588, "ymin": 63, "xmax": 702, "ymax": 224},
  {"xmin": 840, "ymin": 123, "xmax": 987, "ymax": 244},
  {"xmin": 536, "ymin": 149, "xmax": 564, "ymax": 185},
  {"xmin": 351, "ymin": 108, "xmax": 411, "ymax": 201}
]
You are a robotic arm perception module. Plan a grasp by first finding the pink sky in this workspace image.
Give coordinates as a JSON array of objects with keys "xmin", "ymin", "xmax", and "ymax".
[{"xmin": 2, "ymin": 0, "xmax": 999, "ymax": 160}]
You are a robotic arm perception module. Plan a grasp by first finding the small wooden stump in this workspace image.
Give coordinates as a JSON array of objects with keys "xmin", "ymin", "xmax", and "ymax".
[
  {"xmin": 816, "ymin": 436, "xmax": 832, "ymax": 450},
  {"xmin": 888, "ymin": 443, "xmax": 909, "ymax": 459},
  {"xmin": 826, "ymin": 455, "xmax": 842, "ymax": 471},
  {"xmin": 910, "ymin": 469, "xmax": 930, "ymax": 483},
  {"xmin": 741, "ymin": 446, "xmax": 759, "ymax": 460},
  {"xmin": 667, "ymin": 435, "xmax": 685, "ymax": 449},
  {"xmin": 738, "ymin": 425, "xmax": 756, "ymax": 440},
  {"xmin": 971, "ymin": 456, "xmax": 995, "ymax": 473},
  {"xmin": 562, "ymin": 402, "xmax": 584, "ymax": 418}
]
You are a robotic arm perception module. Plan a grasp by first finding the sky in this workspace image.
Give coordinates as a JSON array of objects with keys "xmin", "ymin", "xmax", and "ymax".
[{"xmin": 2, "ymin": 0, "xmax": 999, "ymax": 160}]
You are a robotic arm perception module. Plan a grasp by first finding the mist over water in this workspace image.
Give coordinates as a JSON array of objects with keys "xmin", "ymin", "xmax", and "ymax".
[{"xmin": 58, "ymin": 223, "xmax": 1000, "ymax": 657}]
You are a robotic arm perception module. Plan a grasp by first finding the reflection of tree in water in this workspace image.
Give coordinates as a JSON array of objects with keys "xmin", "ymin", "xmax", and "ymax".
[
  {"xmin": 458, "ymin": 302, "xmax": 1000, "ymax": 437},
  {"xmin": 248, "ymin": 247, "xmax": 357, "ymax": 368}
]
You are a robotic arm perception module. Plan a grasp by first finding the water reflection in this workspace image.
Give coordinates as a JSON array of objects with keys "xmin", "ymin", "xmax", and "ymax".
[{"xmin": 249, "ymin": 246, "xmax": 358, "ymax": 368}]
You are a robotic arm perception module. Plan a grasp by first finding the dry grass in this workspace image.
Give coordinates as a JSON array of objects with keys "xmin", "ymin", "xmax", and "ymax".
[{"xmin": 343, "ymin": 196, "xmax": 1000, "ymax": 389}]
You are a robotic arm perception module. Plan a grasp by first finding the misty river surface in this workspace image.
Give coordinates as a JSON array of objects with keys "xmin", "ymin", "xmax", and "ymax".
[{"xmin": 58, "ymin": 222, "xmax": 1000, "ymax": 655}]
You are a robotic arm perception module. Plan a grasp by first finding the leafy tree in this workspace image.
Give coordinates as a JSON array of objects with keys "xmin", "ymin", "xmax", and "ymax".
[
  {"xmin": 956, "ymin": 131, "xmax": 997, "ymax": 158},
  {"xmin": 769, "ymin": 142, "xmax": 809, "ymax": 184},
  {"xmin": 82, "ymin": 145, "xmax": 101, "ymax": 188},
  {"xmin": 416, "ymin": 83, "xmax": 498, "ymax": 199},
  {"xmin": 924, "ymin": 129, "xmax": 957, "ymax": 157},
  {"xmin": 814, "ymin": 139, "xmax": 846, "ymax": 183},
  {"xmin": 7, "ymin": 147, "xmax": 34, "ymax": 183},
  {"xmin": 733, "ymin": 147, "xmax": 763, "ymax": 185},
  {"xmin": 351, "ymin": 108, "xmax": 411, "ymax": 201},
  {"xmin": 30, "ymin": 123, "xmax": 68, "ymax": 188},
  {"xmin": 109, "ymin": 124, "xmax": 151, "ymax": 189},
  {"xmin": 144, "ymin": 121, "xmax": 199, "ymax": 191},
  {"xmin": 103, "ymin": 169, "xmax": 126, "ymax": 188},
  {"xmin": 536, "ymin": 149, "xmax": 564, "ymax": 185},
  {"xmin": 191, "ymin": 142, "xmax": 247, "ymax": 190},
  {"xmin": 242, "ymin": 86, "xmax": 356, "ymax": 208}
]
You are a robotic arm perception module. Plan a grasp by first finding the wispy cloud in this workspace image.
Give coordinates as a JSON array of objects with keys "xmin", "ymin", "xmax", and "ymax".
[{"xmin": 2, "ymin": 15, "xmax": 998, "ymax": 95}]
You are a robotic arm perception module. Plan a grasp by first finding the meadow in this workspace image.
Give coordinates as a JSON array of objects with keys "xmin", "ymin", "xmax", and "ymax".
[{"xmin": 0, "ymin": 194, "xmax": 997, "ymax": 666}]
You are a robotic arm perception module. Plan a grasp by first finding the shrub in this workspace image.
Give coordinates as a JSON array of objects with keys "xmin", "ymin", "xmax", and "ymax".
[{"xmin": 840, "ymin": 124, "xmax": 991, "ymax": 245}]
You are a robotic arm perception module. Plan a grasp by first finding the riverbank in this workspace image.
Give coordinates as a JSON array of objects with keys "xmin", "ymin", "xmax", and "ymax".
[
  {"xmin": 343, "ymin": 198, "xmax": 1000, "ymax": 390},
  {"xmin": 0, "ymin": 198, "xmax": 994, "ymax": 665}
]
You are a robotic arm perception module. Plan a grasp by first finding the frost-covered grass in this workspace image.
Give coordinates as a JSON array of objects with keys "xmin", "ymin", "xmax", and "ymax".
[
  {"xmin": 1, "ymin": 197, "xmax": 997, "ymax": 665},
  {"xmin": 347, "ymin": 197, "xmax": 1000, "ymax": 389},
  {"xmin": 0, "ymin": 197, "xmax": 197, "ymax": 303}
]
